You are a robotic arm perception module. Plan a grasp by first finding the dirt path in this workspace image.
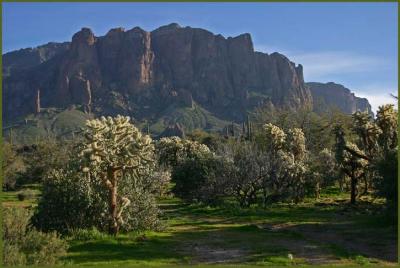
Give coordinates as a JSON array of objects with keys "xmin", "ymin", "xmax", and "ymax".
[
  {"xmin": 259, "ymin": 222, "xmax": 397, "ymax": 264},
  {"xmin": 162, "ymin": 200, "xmax": 397, "ymax": 266}
]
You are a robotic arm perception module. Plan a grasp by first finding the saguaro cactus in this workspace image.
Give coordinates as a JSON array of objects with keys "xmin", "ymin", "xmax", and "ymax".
[{"xmin": 35, "ymin": 89, "xmax": 41, "ymax": 114}]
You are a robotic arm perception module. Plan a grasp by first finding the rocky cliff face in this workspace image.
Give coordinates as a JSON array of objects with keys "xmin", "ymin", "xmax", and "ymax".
[
  {"xmin": 308, "ymin": 82, "xmax": 373, "ymax": 116},
  {"xmin": 3, "ymin": 23, "xmax": 313, "ymax": 125}
]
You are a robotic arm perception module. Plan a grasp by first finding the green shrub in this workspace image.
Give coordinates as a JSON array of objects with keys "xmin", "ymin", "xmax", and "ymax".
[
  {"xmin": 31, "ymin": 167, "xmax": 102, "ymax": 234},
  {"xmin": 2, "ymin": 142, "xmax": 26, "ymax": 191},
  {"xmin": 2, "ymin": 207, "xmax": 68, "ymax": 266},
  {"xmin": 20, "ymin": 139, "xmax": 74, "ymax": 185},
  {"xmin": 172, "ymin": 154, "xmax": 230, "ymax": 204},
  {"xmin": 3, "ymin": 207, "xmax": 31, "ymax": 244},
  {"xmin": 3, "ymin": 243, "xmax": 26, "ymax": 266},
  {"xmin": 21, "ymin": 230, "xmax": 68, "ymax": 266},
  {"xmin": 69, "ymin": 227, "xmax": 109, "ymax": 241}
]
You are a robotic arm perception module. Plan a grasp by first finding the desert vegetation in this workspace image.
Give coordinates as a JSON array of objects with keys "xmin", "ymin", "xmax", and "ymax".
[{"xmin": 2, "ymin": 105, "xmax": 397, "ymax": 266}]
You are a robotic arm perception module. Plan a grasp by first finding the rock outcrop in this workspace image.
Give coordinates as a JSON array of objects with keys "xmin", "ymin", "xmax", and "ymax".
[
  {"xmin": 3, "ymin": 23, "xmax": 313, "ymax": 124},
  {"xmin": 308, "ymin": 82, "xmax": 373, "ymax": 116}
]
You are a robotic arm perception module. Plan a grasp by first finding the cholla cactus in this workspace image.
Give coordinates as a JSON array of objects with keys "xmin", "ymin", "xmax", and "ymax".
[
  {"xmin": 334, "ymin": 124, "xmax": 368, "ymax": 204},
  {"xmin": 263, "ymin": 123, "xmax": 286, "ymax": 151},
  {"xmin": 81, "ymin": 116, "xmax": 154, "ymax": 170},
  {"xmin": 181, "ymin": 139, "xmax": 211, "ymax": 158},
  {"xmin": 287, "ymin": 128, "xmax": 306, "ymax": 161},
  {"xmin": 156, "ymin": 136, "xmax": 211, "ymax": 167},
  {"xmin": 352, "ymin": 111, "xmax": 381, "ymax": 156},
  {"xmin": 376, "ymin": 104, "xmax": 397, "ymax": 151},
  {"xmin": 156, "ymin": 137, "xmax": 184, "ymax": 167},
  {"xmin": 261, "ymin": 124, "xmax": 310, "ymax": 203},
  {"xmin": 343, "ymin": 142, "xmax": 368, "ymax": 204},
  {"xmin": 80, "ymin": 115, "xmax": 155, "ymax": 235},
  {"xmin": 343, "ymin": 143, "xmax": 368, "ymax": 168}
]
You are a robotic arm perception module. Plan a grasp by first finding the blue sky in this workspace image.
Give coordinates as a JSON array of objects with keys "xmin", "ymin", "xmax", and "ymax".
[{"xmin": 3, "ymin": 2, "xmax": 398, "ymax": 112}]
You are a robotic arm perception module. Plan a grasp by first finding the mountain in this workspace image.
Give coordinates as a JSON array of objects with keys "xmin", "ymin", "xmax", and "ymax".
[
  {"xmin": 308, "ymin": 82, "xmax": 373, "ymax": 116},
  {"xmin": 3, "ymin": 42, "xmax": 70, "ymax": 77},
  {"xmin": 3, "ymin": 23, "xmax": 312, "ymax": 136},
  {"xmin": 3, "ymin": 23, "xmax": 371, "ymax": 141}
]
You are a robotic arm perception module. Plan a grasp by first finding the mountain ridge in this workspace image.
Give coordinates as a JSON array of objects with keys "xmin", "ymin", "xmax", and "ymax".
[
  {"xmin": 3, "ymin": 23, "xmax": 372, "ymax": 139},
  {"xmin": 308, "ymin": 82, "xmax": 373, "ymax": 116}
]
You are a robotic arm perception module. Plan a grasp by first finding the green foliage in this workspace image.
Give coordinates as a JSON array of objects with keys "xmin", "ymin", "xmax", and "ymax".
[
  {"xmin": 3, "ymin": 243, "xmax": 27, "ymax": 266},
  {"xmin": 375, "ymin": 149, "xmax": 398, "ymax": 205},
  {"xmin": 3, "ymin": 108, "xmax": 91, "ymax": 144},
  {"xmin": 220, "ymin": 140, "xmax": 267, "ymax": 207},
  {"xmin": 171, "ymin": 124, "xmax": 312, "ymax": 207},
  {"xmin": 187, "ymin": 129, "xmax": 225, "ymax": 152},
  {"xmin": 149, "ymin": 103, "xmax": 229, "ymax": 135},
  {"xmin": 3, "ymin": 207, "xmax": 67, "ymax": 266},
  {"xmin": 172, "ymin": 154, "xmax": 230, "ymax": 204},
  {"xmin": 308, "ymin": 148, "xmax": 338, "ymax": 198},
  {"xmin": 3, "ymin": 207, "xmax": 31, "ymax": 244},
  {"xmin": 253, "ymin": 106, "xmax": 353, "ymax": 155},
  {"xmin": 2, "ymin": 142, "xmax": 26, "ymax": 190},
  {"xmin": 69, "ymin": 227, "xmax": 110, "ymax": 241},
  {"xmin": 21, "ymin": 228, "xmax": 68, "ymax": 266},
  {"xmin": 31, "ymin": 167, "xmax": 101, "ymax": 234},
  {"xmin": 157, "ymin": 135, "xmax": 230, "ymax": 204},
  {"xmin": 52, "ymin": 109, "xmax": 92, "ymax": 134},
  {"xmin": 20, "ymin": 139, "xmax": 74, "ymax": 185}
]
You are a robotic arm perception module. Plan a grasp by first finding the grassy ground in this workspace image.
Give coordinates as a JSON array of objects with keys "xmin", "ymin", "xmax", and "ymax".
[
  {"xmin": 2, "ymin": 185, "xmax": 396, "ymax": 267},
  {"xmin": 63, "ymin": 188, "xmax": 397, "ymax": 267},
  {"xmin": 1, "ymin": 184, "xmax": 41, "ymax": 208}
]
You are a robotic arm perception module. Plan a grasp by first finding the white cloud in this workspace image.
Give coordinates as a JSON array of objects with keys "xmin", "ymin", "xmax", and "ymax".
[
  {"xmin": 355, "ymin": 90, "xmax": 398, "ymax": 115},
  {"xmin": 254, "ymin": 45, "xmax": 388, "ymax": 82},
  {"xmin": 287, "ymin": 51, "xmax": 385, "ymax": 81},
  {"xmin": 254, "ymin": 44, "xmax": 397, "ymax": 113}
]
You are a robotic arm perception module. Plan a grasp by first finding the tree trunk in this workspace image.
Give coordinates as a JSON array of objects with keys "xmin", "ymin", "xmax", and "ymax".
[
  {"xmin": 108, "ymin": 168, "xmax": 119, "ymax": 235},
  {"xmin": 339, "ymin": 177, "xmax": 344, "ymax": 192},
  {"xmin": 315, "ymin": 181, "xmax": 320, "ymax": 199},
  {"xmin": 262, "ymin": 188, "xmax": 267, "ymax": 208},
  {"xmin": 362, "ymin": 174, "xmax": 368, "ymax": 196},
  {"xmin": 350, "ymin": 172, "xmax": 357, "ymax": 205}
]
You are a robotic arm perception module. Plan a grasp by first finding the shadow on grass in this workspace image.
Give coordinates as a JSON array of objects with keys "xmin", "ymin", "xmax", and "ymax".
[
  {"xmin": 67, "ymin": 198, "xmax": 397, "ymax": 265},
  {"xmin": 67, "ymin": 235, "xmax": 183, "ymax": 263},
  {"xmin": 66, "ymin": 222, "xmax": 302, "ymax": 265}
]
